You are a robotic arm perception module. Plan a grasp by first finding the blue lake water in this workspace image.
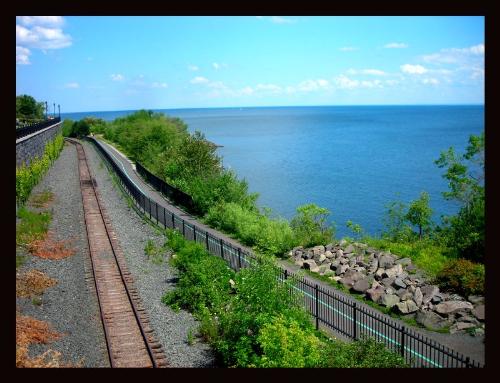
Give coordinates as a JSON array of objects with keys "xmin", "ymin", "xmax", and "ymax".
[{"xmin": 62, "ymin": 105, "xmax": 484, "ymax": 238}]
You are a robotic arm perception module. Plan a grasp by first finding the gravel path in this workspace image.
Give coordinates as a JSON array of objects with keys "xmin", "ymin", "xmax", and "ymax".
[
  {"xmin": 16, "ymin": 142, "xmax": 109, "ymax": 367},
  {"xmin": 82, "ymin": 140, "xmax": 217, "ymax": 368}
]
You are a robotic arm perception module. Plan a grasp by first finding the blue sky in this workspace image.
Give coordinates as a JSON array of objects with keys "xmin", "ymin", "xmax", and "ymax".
[{"xmin": 16, "ymin": 16, "xmax": 484, "ymax": 112}]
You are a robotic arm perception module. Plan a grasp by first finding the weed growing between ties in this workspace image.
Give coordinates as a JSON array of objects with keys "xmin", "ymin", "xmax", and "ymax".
[{"xmin": 161, "ymin": 229, "xmax": 407, "ymax": 368}]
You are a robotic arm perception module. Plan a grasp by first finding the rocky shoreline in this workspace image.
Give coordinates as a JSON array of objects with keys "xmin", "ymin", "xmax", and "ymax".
[{"xmin": 290, "ymin": 240, "xmax": 484, "ymax": 336}]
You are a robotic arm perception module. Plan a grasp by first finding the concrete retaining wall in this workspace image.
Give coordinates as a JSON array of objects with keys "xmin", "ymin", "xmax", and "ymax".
[{"xmin": 16, "ymin": 122, "xmax": 62, "ymax": 167}]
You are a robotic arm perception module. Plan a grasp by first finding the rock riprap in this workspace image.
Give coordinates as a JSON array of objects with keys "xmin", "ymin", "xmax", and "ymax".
[{"xmin": 289, "ymin": 241, "xmax": 484, "ymax": 336}]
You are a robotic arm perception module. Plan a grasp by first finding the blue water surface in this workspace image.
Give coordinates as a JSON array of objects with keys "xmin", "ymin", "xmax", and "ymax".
[{"xmin": 62, "ymin": 105, "xmax": 484, "ymax": 238}]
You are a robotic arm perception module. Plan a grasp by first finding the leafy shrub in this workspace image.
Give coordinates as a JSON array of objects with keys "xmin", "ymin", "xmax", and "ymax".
[
  {"xmin": 291, "ymin": 203, "xmax": 335, "ymax": 247},
  {"xmin": 435, "ymin": 258, "xmax": 484, "ymax": 296},
  {"xmin": 255, "ymin": 315, "xmax": 322, "ymax": 368}
]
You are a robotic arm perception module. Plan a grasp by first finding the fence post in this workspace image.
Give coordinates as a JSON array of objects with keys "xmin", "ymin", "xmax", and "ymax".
[
  {"xmin": 193, "ymin": 225, "xmax": 197, "ymax": 242},
  {"xmin": 220, "ymin": 238, "xmax": 224, "ymax": 258},
  {"xmin": 163, "ymin": 207, "xmax": 166, "ymax": 229},
  {"xmin": 171, "ymin": 212, "xmax": 175, "ymax": 229},
  {"xmin": 237, "ymin": 248, "xmax": 242, "ymax": 270},
  {"xmin": 353, "ymin": 302, "xmax": 357, "ymax": 340},
  {"xmin": 284, "ymin": 269, "xmax": 288, "ymax": 280},
  {"xmin": 182, "ymin": 220, "xmax": 185, "ymax": 237},
  {"xmin": 149, "ymin": 198, "xmax": 152, "ymax": 220},
  {"xmin": 400, "ymin": 326, "xmax": 405, "ymax": 358},
  {"xmin": 465, "ymin": 356, "xmax": 471, "ymax": 368},
  {"xmin": 315, "ymin": 284, "xmax": 319, "ymax": 330},
  {"xmin": 206, "ymin": 232, "xmax": 209, "ymax": 251},
  {"xmin": 155, "ymin": 202, "xmax": 158, "ymax": 224}
]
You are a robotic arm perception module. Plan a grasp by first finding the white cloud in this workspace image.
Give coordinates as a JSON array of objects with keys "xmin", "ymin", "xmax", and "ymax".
[
  {"xmin": 339, "ymin": 46, "xmax": 358, "ymax": 51},
  {"xmin": 270, "ymin": 16, "xmax": 295, "ymax": 24},
  {"xmin": 422, "ymin": 78, "xmax": 439, "ymax": 85},
  {"xmin": 188, "ymin": 64, "xmax": 199, "ymax": 71},
  {"xmin": 360, "ymin": 79, "xmax": 382, "ymax": 88},
  {"xmin": 297, "ymin": 79, "xmax": 331, "ymax": 92},
  {"xmin": 212, "ymin": 62, "xmax": 228, "ymax": 70},
  {"xmin": 384, "ymin": 42, "xmax": 408, "ymax": 49},
  {"xmin": 400, "ymin": 64, "xmax": 428, "ymax": 75},
  {"xmin": 239, "ymin": 86, "xmax": 254, "ymax": 95},
  {"xmin": 190, "ymin": 76, "xmax": 209, "ymax": 84},
  {"xmin": 334, "ymin": 75, "xmax": 360, "ymax": 89},
  {"xmin": 212, "ymin": 62, "xmax": 220, "ymax": 70},
  {"xmin": 422, "ymin": 43, "xmax": 484, "ymax": 64},
  {"xmin": 17, "ymin": 16, "xmax": 64, "ymax": 27},
  {"xmin": 255, "ymin": 83, "xmax": 282, "ymax": 93},
  {"xmin": 16, "ymin": 46, "xmax": 31, "ymax": 65},
  {"xmin": 110, "ymin": 74, "xmax": 125, "ymax": 81},
  {"xmin": 16, "ymin": 24, "xmax": 72, "ymax": 50},
  {"xmin": 347, "ymin": 68, "xmax": 387, "ymax": 76},
  {"xmin": 64, "ymin": 82, "xmax": 80, "ymax": 88},
  {"xmin": 151, "ymin": 82, "xmax": 168, "ymax": 88},
  {"xmin": 385, "ymin": 79, "xmax": 399, "ymax": 86}
]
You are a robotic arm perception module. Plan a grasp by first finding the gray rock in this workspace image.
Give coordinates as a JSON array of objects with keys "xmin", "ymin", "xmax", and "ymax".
[
  {"xmin": 329, "ymin": 260, "xmax": 340, "ymax": 270},
  {"xmin": 435, "ymin": 301, "xmax": 473, "ymax": 315},
  {"xmin": 352, "ymin": 279, "xmax": 371, "ymax": 293},
  {"xmin": 379, "ymin": 254, "xmax": 395, "ymax": 269},
  {"xmin": 366, "ymin": 287, "xmax": 385, "ymax": 303},
  {"xmin": 348, "ymin": 259, "xmax": 357, "ymax": 268},
  {"xmin": 336, "ymin": 264, "xmax": 349, "ymax": 276},
  {"xmin": 339, "ymin": 257, "xmax": 349, "ymax": 265},
  {"xmin": 431, "ymin": 294, "xmax": 443, "ymax": 304},
  {"xmin": 468, "ymin": 295, "xmax": 484, "ymax": 305},
  {"xmin": 472, "ymin": 304, "xmax": 485, "ymax": 321},
  {"xmin": 317, "ymin": 253, "xmax": 327, "ymax": 264},
  {"xmin": 336, "ymin": 249, "xmax": 344, "ymax": 258},
  {"xmin": 302, "ymin": 259, "xmax": 318, "ymax": 270},
  {"xmin": 318, "ymin": 264, "xmax": 330, "ymax": 274},
  {"xmin": 322, "ymin": 269, "xmax": 335, "ymax": 277},
  {"xmin": 371, "ymin": 280, "xmax": 381, "ymax": 289},
  {"xmin": 416, "ymin": 311, "xmax": 449, "ymax": 330},
  {"xmin": 380, "ymin": 293, "xmax": 400, "ymax": 308},
  {"xmin": 395, "ymin": 300, "xmax": 419, "ymax": 314},
  {"xmin": 340, "ymin": 277, "xmax": 355, "ymax": 289},
  {"xmin": 294, "ymin": 259, "xmax": 304, "ymax": 268},
  {"xmin": 344, "ymin": 244, "xmax": 355, "ymax": 253},
  {"xmin": 448, "ymin": 294, "xmax": 465, "ymax": 301},
  {"xmin": 344, "ymin": 269, "xmax": 364, "ymax": 281},
  {"xmin": 396, "ymin": 289, "xmax": 413, "ymax": 301},
  {"xmin": 395, "ymin": 257, "xmax": 412, "ymax": 266},
  {"xmin": 324, "ymin": 250, "xmax": 334, "ymax": 259},
  {"xmin": 406, "ymin": 264, "xmax": 417, "ymax": 272},
  {"xmin": 381, "ymin": 277, "xmax": 396, "ymax": 288},
  {"xmin": 383, "ymin": 264, "xmax": 403, "ymax": 278},
  {"xmin": 414, "ymin": 287, "xmax": 423, "ymax": 307},
  {"xmin": 450, "ymin": 322, "xmax": 475, "ymax": 334},
  {"xmin": 325, "ymin": 243, "xmax": 334, "ymax": 252},
  {"xmin": 368, "ymin": 259, "xmax": 378, "ymax": 274},
  {"xmin": 421, "ymin": 285, "xmax": 439, "ymax": 305},
  {"xmin": 312, "ymin": 245, "xmax": 325, "ymax": 256},
  {"xmin": 408, "ymin": 285, "xmax": 416, "ymax": 294},
  {"xmin": 393, "ymin": 278, "xmax": 407, "ymax": 289},
  {"xmin": 375, "ymin": 268, "xmax": 385, "ymax": 280}
]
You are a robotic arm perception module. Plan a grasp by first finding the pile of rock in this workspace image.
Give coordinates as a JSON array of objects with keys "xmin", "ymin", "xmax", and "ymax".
[{"xmin": 290, "ymin": 240, "xmax": 484, "ymax": 336}]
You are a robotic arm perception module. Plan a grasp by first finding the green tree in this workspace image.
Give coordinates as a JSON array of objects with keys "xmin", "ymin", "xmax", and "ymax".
[
  {"xmin": 16, "ymin": 94, "xmax": 45, "ymax": 121},
  {"xmin": 70, "ymin": 120, "xmax": 90, "ymax": 138},
  {"xmin": 405, "ymin": 191, "xmax": 433, "ymax": 240},
  {"xmin": 382, "ymin": 199, "xmax": 413, "ymax": 242},
  {"xmin": 435, "ymin": 132, "xmax": 484, "ymax": 260}
]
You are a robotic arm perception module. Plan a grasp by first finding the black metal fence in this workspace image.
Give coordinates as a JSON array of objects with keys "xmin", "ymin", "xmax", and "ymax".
[
  {"xmin": 89, "ymin": 137, "xmax": 484, "ymax": 368},
  {"xmin": 16, "ymin": 117, "xmax": 61, "ymax": 140}
]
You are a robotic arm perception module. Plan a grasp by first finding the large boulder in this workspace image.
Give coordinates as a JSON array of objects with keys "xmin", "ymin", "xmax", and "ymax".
[
  {"xmin": 420, "ymin": 285, "xmax": 439, "ymax": 305},
  {"xmin": 395, "ymin": 300, "xmax": 419, "ymax": 314},
  {"xmin": 380, "ymin": 293, "xmax": 400, "ymax": 308},
  {"xmin": 312, "ymin": 245, "xmax": 325, "ymax": 256},
  {"xmin": 379, "ymin": 254, "xmax": 395, "ymax": 269},
  {"xmin": 336, "ymin": 264, "xmax": 349, "ymax": 276},
  {"xmin": 324, "ymin": 250, "xmax": 334, "ymax": 259},
  {"xmin": 316, "ymin": 253, "xmax": 327, "ymax": 264},
  {"xmin": 396, "ymin": 288, "xmax": 413, "ymax": 301},
  {"xmin": 395, "ymin": 257, "xmax": 412, "ymax": 266},
  {"xmin": 336, "ymin": 249, "xmax": 344, "ymax": 258},
  {"xmin": 303, "ymin": 260, "xmax": 319, "ymax": 273},
  {"xmin": 368, "ymin": 259, "xmax": 379, "ymax": 274},
  {"xmin": 294, "ymin": 259, "xmax": 304, "ymax": 268},
  {"xmin": 339, "ymin": 257, "xmax": 349, "ymax": 265},
  {"xmin": 380, "ymin": 277, "xmax": 396, "ymax": 288},
  {"xmin": 472, "ymin": 305, "xmax": 485, "ymax": 321},
  {"xmin": 393, "ymin": 278, "xmax": 407, "ymax": 289},
  {"xmin": 325, "ymin": 243, "xmax": 334, "ymax": 252},
  {"xmin": 366, "ymin": 286, "xmax": 385, "ymax": 303},
  {"xmin": 468, "ymin": 295, "xmax": 484, "ymax": 305},
  {"xmin": 375, "ymin": 268, "xmax": 385, "ymax": 280},
  {"xmin": 435, "ymin": 301, "xmax": 473, "ymax": 315},
  {"xmin": 383, "ymin": 264, "xmax": 403, "ymax": 278},
  {"xmin": 329, "ymin": 260, "xmax": 340, "ymax": 270},
  {"xmin": 450, "ymin": 322, "xmax": 476, "ymax": 334},
  {"xmin": 414, "ymin": 287, "xmax": 423, "ymax": 307},
  {"xmin": 415, "ymin": 311, "xmax": 449, "ymax": 330},
  {"xmin": 344, "ymin": 244, "xmax": 355, "ymax": 254},
  {"xmin": 352, "ymin": 278, "xmax": 371, "ymax": 293}
]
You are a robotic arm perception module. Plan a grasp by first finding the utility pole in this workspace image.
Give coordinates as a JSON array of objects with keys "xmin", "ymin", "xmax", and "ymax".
[
  {"xmin": 53, "ymin": 103, "xmax": 55, "ymax": 118},
  {"xmin": 45, "ymin": 101, "xmax": 48, "ymax": 119},
  {"xmin": 58, "ymin": 104, "xmax": 60, "ymax": 118}
]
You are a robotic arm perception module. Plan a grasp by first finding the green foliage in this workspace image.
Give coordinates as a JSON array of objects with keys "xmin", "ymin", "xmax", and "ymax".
[
  {"xmin": 320, "ymin": 337, "xmax": 407, "ymax": 368},
  {"xmin": 16, "ymin": 94, "xmax": 45, "ymax": 121},
  {"xmin": 61, "ymin": 119, "xmax": 74, "ymax": 137},
  {"xmin": 255, "ymin": 315, "xmax": 322, "ymax": 368},
  {"xmin": 435, "ymin": 132, "xmax": 484, "ymax": 261},
  {"xmin": 346, "ymin": 220, "xmax": 364, "ymax": 241},
  {"xmin": 16, "ymin": 134, "xmax": 64, "ymax": 206},
  {"xmin": 382, "ymin": 199, "xmax": 414, "ymax": 242},
  {"xmin": 67, "ymin": 120, "xmax": 90, "ymax": 138},
  {"xmin": 205, "ymin": 202, "xmax": 297, "ymax": 257},
  {"xmin": 16, "ymin": 207, "xmax": 51, "ymax": 246},
  {"xmin": 405, "ymin": 191, "xmax": 433, "ymax": 240},
  {"xmin": 435, "ymin": 258, "xmax": 484, "ymax": 296},
  {"xmin": 290, "ymin": 203, "xmax": 335, "ymax": 247},
  {"xmin": 144, "ymin": 239, "xmax": 165, "ymax": 264}
]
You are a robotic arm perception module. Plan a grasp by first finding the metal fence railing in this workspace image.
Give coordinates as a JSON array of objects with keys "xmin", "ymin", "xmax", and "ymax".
[
  {"xmin": 16, "ymin": 117, "xmax": 61, "ymax": 140},
  {"xmin": 88, "ymin": 136, "xmax": 484, "ymax": 368}
]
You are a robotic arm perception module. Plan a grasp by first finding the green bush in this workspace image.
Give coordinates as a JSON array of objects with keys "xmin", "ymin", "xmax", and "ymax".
[
  {"xmin": 435, "ymin": 258, "xmax": 484, "ymax": 296},
  {"xmin": 255, "ymin": 315, "xmax": 322, "ymax": 368},
  {"xmin": 16, "ymin": 134, "xmax": 64, "ymax": 206},
  {"xmin": 291, "ymin": 203, "xmax": 335, "ymax": 247}
]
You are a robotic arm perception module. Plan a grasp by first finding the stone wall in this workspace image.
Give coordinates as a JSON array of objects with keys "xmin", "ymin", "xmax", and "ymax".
[{"xmin": 16, "ymin": 122, "xmax": 62, "ymax": 167}]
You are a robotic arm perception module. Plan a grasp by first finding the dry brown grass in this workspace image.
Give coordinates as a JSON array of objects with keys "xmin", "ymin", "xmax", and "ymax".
[
  {"xmin": 28, "ymin": 232, "xmax": 75, "ymax": 260},
  {"xmin": 16, "ymin": 269, "xmax": 57, "ymax": 298},
  {"xmin": 30, "ymin": 190, "xmax": 54, "ymax": 209}
]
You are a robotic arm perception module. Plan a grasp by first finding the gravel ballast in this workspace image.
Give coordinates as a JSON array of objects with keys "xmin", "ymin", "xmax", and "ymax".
[
  {"xmin": 16, "ymin": 142, "xmax": 109, "ymax": 367},
  {"xmin": 82, "ymin": 140, "xmax": 217, "ymax": 368}
]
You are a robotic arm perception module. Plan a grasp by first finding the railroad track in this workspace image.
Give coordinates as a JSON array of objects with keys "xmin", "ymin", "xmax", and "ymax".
[{"xmin": 68, "ymin": 138, "xmax": 167, "ymax": 368}]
